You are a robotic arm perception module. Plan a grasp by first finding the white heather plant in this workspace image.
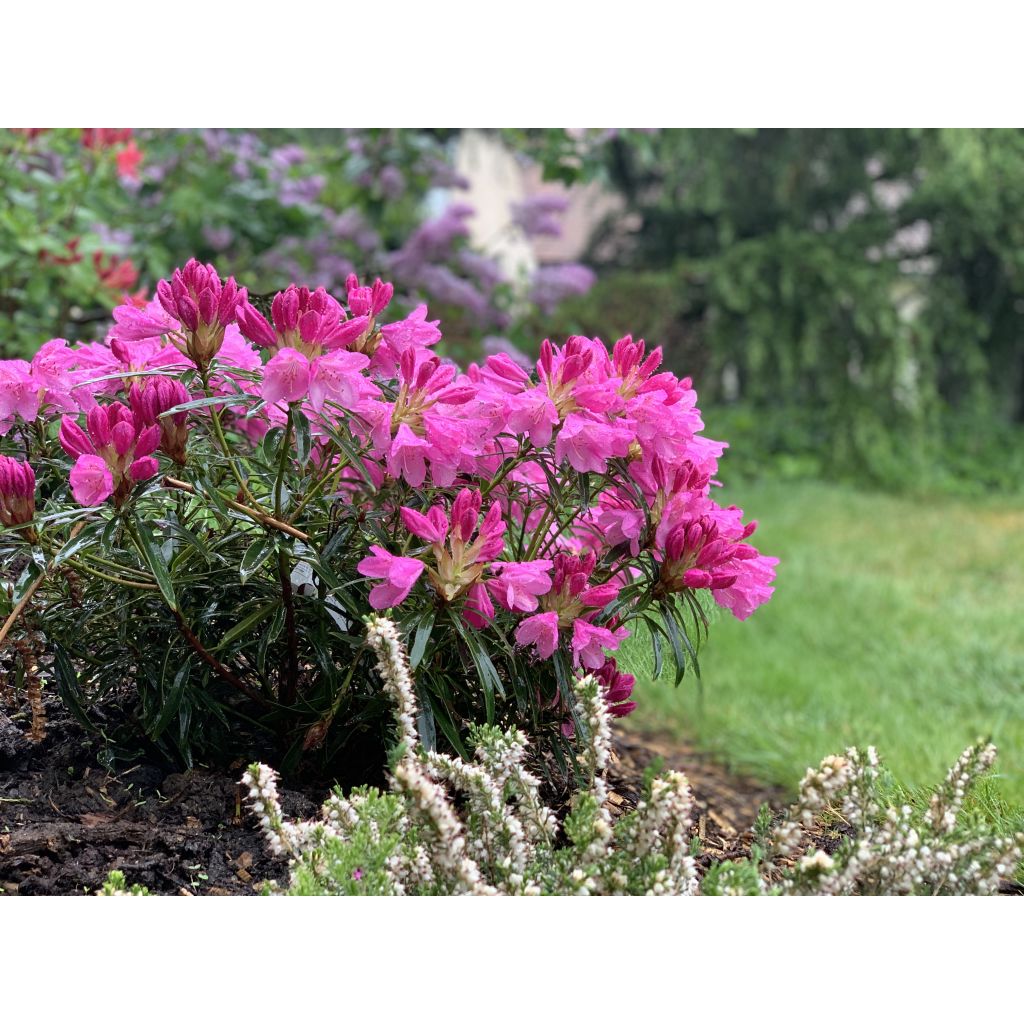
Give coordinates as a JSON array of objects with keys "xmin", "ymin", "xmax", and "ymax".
[
  {"xmin": 758, "ymin": 743, "xmax": 1024, "ymax": 896},
  {"xmin": 239, "ymin": 617, "xmax": 1024, "ymax": 897},
  {"xmin": 244, "ymin": 615, "xmax": 697, "ymax": 896}
]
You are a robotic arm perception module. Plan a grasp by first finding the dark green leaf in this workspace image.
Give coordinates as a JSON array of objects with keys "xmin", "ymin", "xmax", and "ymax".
[
  {"xmin": 293, "ymin": 409, "xmax": 312, "ymax": 466},
  {"xmin": 149, "ymin": 659, "xmax": 191, "ymax": 740},
  {"xmin": 239, "ymin": 536, "xmax": 276, "ymax": 583},
  {"xmin": 214, "ymin": 599, "xmax": 279, "ymax": 651},
  {"xmin": 416, "ymin": 698, "xmax": 437, "ymax": 752},
  {"xmin": 164, "ymin": 394, "xmax": 254, "ymax": 415},
  {"xmin": 52, "ymin": 642, "xmax": 92, "ymax": 731},
  {"xmin": 132, "ymin": 517, "xmax": 177, "ymax": 610},
  {"xmin": 426, "ymin": 693, "xmax": 469, "ymax": 759},
  {"xmin": 409, "ymin": 610, "xmax": 435, "ymax": 670}
]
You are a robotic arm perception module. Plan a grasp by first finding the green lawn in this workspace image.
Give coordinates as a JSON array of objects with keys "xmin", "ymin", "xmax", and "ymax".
[{"xmin": 620, "ymin": 479, "xmax": 1024, "ymax": 826}]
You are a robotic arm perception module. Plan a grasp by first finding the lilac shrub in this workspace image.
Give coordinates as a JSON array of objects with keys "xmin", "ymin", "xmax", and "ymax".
[{"xmin": 3, "ymin": 129, "xmax": 600, "ymax": 361}]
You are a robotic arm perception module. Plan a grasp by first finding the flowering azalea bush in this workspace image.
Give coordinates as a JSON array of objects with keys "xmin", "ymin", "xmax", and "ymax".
[{"xmin": 0, "ymin": 259, "xmax": 776, "ymax": 769}]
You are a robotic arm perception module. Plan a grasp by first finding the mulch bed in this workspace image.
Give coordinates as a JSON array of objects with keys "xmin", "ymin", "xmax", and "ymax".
[
  {"xmin": 0, "ymin": 700, "xmax": 319, "ymax": 896},
  {"xmin": 1, "ymin": 698, "xmax": 786, "ymax": 896},
  {"xmin": 8, "ymin": 694, "xmax": 990, "ymax": 897},
  {"xmin": 607, "ymin": 731, "xmax": 786, "ymax": 870}
]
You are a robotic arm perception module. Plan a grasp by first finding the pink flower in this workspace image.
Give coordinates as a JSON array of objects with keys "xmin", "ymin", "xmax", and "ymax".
[
  {"xmin": 0, "ymin": 360, "xmax": 41, "ymax": 430},
  {"xmin": 0, "ymin": 455, "xmax": 36, "ymax": 528},
  {"xmin": 594, "ymin": 657, "xmax": 637, "ymax": 718},
  {"xmin": 262, "ymin": 347, "xmax": 311, "ymax": 406},
  {"xmin": 111, "ymin": 300, "xmax": 178, "ymax": 342},
  {"xmin": 571, "ymin": 619, "xmax": 629, "ymax": 671},
  {"xmin": 373, "ymin": 305, "xmax": 441, "ymax": 376},
  {"xmin": 29, "ymin": 339, "xmax": 86, "ymax": 416},
  {"xmin": 487, "ymin": 560, "xmax": 553, "ymax": 613},
  {"xmin": 474, "ymin": 353, "xmax": 530, "ymax": 395},
  {"xmin": 554, "ymin": 413, "xmax": 633, "ymax": 474},
  {"xmin": 237, "ymin": 285, "xmax": 364, "ymax": 355},
  {"xmin": 400, "ymin": 505, "xmax": 449, "ymax": 545},
  {"xmin": 584, "ymin": 490, "xmax": 646, "ymax": 555},
  {"xmin": 580, "ymin": 580, "xmax": 621, "ymax": 608},
  {"xmin": 387, "ymin": 423, "xmax": 430, "ymax": 487},
  {"xmin": 128, "ymin": 379, "xmax": 190, "ymax": 464},
  {"xmin": 59, "ymin": 403, "xmax": 161, "ymax": 507},
  {"xmin": 69, "ymin": 454, "xmax": 115, "ymax": 506},
  {"xmin": 516, "ymin": 611, "xmax": 560, "ymax": 660},
  {"xmin": 655, "ymin": 503, "xmax": 775, "ymax": 610},
  {"xmin": 308, "ymin": 349, "xmax": 375, "ymax": 411},
  {"xmin": 506, "ymin": 388, "xmax": 560, "ymax": 447},
  {"xmin": 155, "ymin": 259, "xmax": 245, "ymax": 370},
  {"xmin": 379, "ymin": 304, "xmax": 441, "ymax": 350},
  {"xmin": 74, "ymin": 333, "xmax": 185, "ymax": 402},
  {"xmin": 449, "ymin": 488, "xmax": 478, "ymax": 540},
  {"xmin": 130, "ymin": 456, "xmax": 160, "ymax": 481},
  {"xmin": 712, "ymin": 554, "xmax": 779, "ymax": 621},
  {"xmin": 463, "ymin": 582, "xmax": 495, "ymax": 629},
  {"xmin": 346, "ymin": 274, "xmax": 393, "ymax": 318},
  {"xmin": 356, "ymin": 545, "xmax": 425, "ymax": 610}
]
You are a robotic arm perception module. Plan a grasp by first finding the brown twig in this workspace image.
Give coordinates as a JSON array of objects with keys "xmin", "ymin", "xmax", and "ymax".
[
  {"xmin": 172, "ymin": 610, "xmax": 272, "ymax": 708},
  {"xmin": 0, "ymin": 570, "xmax": 47, "ymax": 654},
  {"xmin": 162, "ymin": 476, "xmax": 309, "ymax": 542},
  {"xmin": 0, "ymin": 524, "xmax": 86, "ymax": 654},
  {"xmin": 13, "ymin": 633, "xmax": 46, "ymax": 742}
]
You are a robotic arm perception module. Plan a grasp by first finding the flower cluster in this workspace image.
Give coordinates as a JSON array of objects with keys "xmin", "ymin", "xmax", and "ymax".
[
  {"xmin": 753, "ymin": 744, "xmax": 1024, "ymax": 896},
  {"xmin": 1, "ymin": 258, "xmax": 775, "ymax": 753}
]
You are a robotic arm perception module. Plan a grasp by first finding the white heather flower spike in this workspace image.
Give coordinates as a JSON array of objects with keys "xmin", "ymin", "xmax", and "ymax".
[
  {"xmin": 927, "ymin": 742, "xmax": 997, "ymax": 835},
  {"xmin": 392, "ymin": 759, "xmax": 492, "ymax": 894},
  {"xmin": 573, "ymin": 673, "xmax": 612, "ymax": 790},
  {"xmin": 365, "ymin": 614, "xmax": 419, "ymax": 752}
]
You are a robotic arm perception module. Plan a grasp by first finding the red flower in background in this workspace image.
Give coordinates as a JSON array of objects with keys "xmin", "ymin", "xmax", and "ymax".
[
  {"xmin": 39, "ymin": 237, "xmax": 83, "ymax": 267},
  {"xmin": 93, "ymin": 252, "xmax": 139, "ymax": 294},
  {"xmin": 116, "ymin": 140, "xmax": 143, "ymax": 181},
  {"xmin": 80, "ymin": 128, "xmax": 133, "ymax": 150}
]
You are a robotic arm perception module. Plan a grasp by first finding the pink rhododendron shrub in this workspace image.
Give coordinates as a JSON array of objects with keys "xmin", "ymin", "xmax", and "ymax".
[{"xmin": 0, "ymin": 259, "xmax": 776, "ymax": 771}]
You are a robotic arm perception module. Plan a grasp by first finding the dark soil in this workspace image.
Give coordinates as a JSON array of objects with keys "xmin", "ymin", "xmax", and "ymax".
[
  {"xmin": 607, "ymin": 731, "xmax": 787, "ymax": 872},
  {"xmin": 0, "ymin": 698, "xmax": 320, "ymax": 896}
]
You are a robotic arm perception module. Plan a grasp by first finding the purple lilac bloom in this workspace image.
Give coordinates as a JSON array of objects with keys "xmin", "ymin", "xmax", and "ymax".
[
  {"xmin": 413, "ymin": 265, "xmax": 492, "ymax": 321},
  {"xmin": 378, "ymin": 165, "xmax": 406, "ymax": 199},
  {"xmin": 510, "ymin": 194, "xmax": 570, "ymax": 238},
  {"xmin": 529, "ymin": 263, "xmax": 596, "ymax": 314},
  {"xmin": 457, "ymin": 250, "xmax": 505, "ymax": 291},
  {"xmin": 279, "ymin": 175, "xmax": 326, "ymax": 207},
  {"xmin": 203, "ymin": 225, "xmax": 235, "ymax": 251}
]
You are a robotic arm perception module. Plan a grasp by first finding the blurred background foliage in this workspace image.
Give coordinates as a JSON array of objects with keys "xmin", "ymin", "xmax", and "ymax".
[
  {"xmin": 5, "ymin": 126, "xmax": 1024, "ymax": 495},
  {"xmin": 520, "ymin": 128, "xmax": 1024, "ymax": 495}
]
